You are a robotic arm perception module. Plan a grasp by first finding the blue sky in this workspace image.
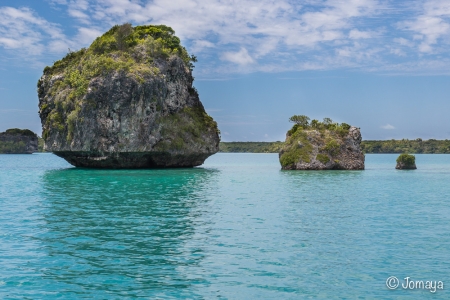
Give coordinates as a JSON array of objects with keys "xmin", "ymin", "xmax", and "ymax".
[{"xmin": 1, "ymin": 0, "xmax": 450, "ymax": 141}]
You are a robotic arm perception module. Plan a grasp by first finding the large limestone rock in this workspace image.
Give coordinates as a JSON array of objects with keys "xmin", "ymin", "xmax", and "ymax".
[
  {"xmin": 279, "ymin": 123, "xmax": 365, "ymax": 170},
  {"xmin": 0, "ymin": 129, "xmax": 38, "ymax": 154},
  {"xmin": 38, "ymin": 24, "xmax": 220, "ymax": 168}
]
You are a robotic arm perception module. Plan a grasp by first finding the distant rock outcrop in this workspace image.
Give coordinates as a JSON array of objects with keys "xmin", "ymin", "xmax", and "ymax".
[
  {"xmin": 279, "ymin": 118, "xmax": 364, "ymax": 170},
  {"xmin": 38, "ymin": 24, "xmax": 220, "ymax": 168},
  {"xmin": 0, "ymin": 129, "xmax": 38, "ymax": 154},
  {"xmin": 396, "ymin": 153, "xmax": 416, "ymax": 169}
]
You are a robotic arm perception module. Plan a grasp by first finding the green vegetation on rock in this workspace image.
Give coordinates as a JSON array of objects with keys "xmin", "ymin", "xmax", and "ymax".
[
  {"xmin": 0, "ymin": 141, "xmax": 26, "ymax": 153},
  {"xmin": 38, "ymin": 137, "xmax": 45, "ymax": 152},
  {"xmin": 287, "ymin": 116, "xmax": 351, "ymax": 137},
  {"xmin": 279, "ymin": 116, "xmax": 351, "ymax": 168},
  {"xmin": 4, "ymin": 128, "xmax": 37, "ymax": 137},
  {"xmin": 154, "ymin": 106, "xmax": 219, "ymax": 152},
  {"xmin": 280, "ymin": 128, "xmax": 313, "ymax": 167},
  {"xmin": 316, "ymin": 153, "xmax": 330, "ymax": 164},
  {"xmin": 39, "ymin": 23, "xmax": 200, "ymax": 143},
  {"xmin": 396, "ymin": 153, "xmax": 415, "ymax": 166}
]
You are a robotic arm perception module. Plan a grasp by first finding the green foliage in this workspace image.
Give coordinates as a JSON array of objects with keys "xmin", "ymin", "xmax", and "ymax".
[
  {"xmin": 220, "ymin": 139, "xmax": 450, "ymax": 154},
  {"xmin": 87, "ymin": 24, "xmax": 194, "ymax": 69},
  {"xmin": 316, "ymin": 153, "xmax": 330, "ymax": 164},
  {"xmin": 219, "ymin": 142, "xmax": 284, "ymax": 153},
  {"xmin": 280, "ymin": 148, "xmax": 303, "ymax": 167},
  {"xmin": 334, "ymin": 126, "xmax": 349, "ymax": 137},
  {"xmin": 43, "ymin": 48, "xmax": 86, "ymax": 76},
  {"xmin": 38, "ymin": 137, "xmax": 45, "ymax": 152},
  {"xmin": 396, "ymin": 153, "xmax": 415, "ymax": 166},
  {"xmin": 287, "ymin": 124, "xmax": 301, "ymax": 136},
  {"xmin": 172, "ymin": 137, "xmax": 185, "ymax": 150},
  {"xmin": 4, "ymin": 128, "xmax": 37, "ymax": 137},
  {"xmin": 48, "ymin": 111, "xmax": 65, "ymax": 132},
  {"xmin": 44, "ymin": 24, "xmax": 196, "ymax": 80},
  {"xmin": 341, "ymin": 123, "xmax": 351, "ymax": 130},
  {"xmin": 65, "ymin": 70, "xmax": 89, "ymax": 97},
  {"xmin": 114, "ymin": 23, "xmax": 133, "ymax": 51},
  {"xmin": 289, "ymin": 115, "xmax": 310, "ymax": 127},
  {"xmin": 361, "ymin": 139, "xmax": 450, "ymax": 154},
  {"xmin": 323, "ymin": 117, "xmax": 333, "ymax": 125},
  {"xmin": 279, "ymin": 130, "xmax": 313, "ymax": 167},
  {"xmin": 286, "ymin": 115, "xmax": 350, "ymax": 137},
  {"xmin": 154, "ymin": 105, "xmax": 219, "ymax": 152},
  {"xmin": 182, "ymin": 106, "xmax": 220, "ymax": 135},
  {"xmin": 323, "ymin": 140, "xmax": 340, "ymax": 156},
  {"xmin": 0, "ymin": 141, "xmax": 27, "ymax": 153},
  {"xmin": 66, "ymin": 107, "xmax": 81, "ymax": 141}
]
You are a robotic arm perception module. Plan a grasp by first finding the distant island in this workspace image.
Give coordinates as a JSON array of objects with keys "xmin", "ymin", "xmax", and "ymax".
[
  {"xmin": 0, "ymin": 129, "xmax": 38, "ymax": 154},
  {"xmin": 220, "ymin": 139, "xmax": 450, "ymax": 154}
]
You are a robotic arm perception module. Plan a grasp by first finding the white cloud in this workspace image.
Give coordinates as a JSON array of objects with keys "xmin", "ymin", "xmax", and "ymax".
[
  {"xmin": 349, "ymin": 29, "xmax": 373, "ymax": 39},
  {"xmin": 400, "ymin": 0, "xmax": 450, "ymax": 53},
  {"xmin": 3, "ymin": 0, "xmax": 450, "ymax": 74},
  {"xmin": 75, "ymin": 27, "xmax": 103, "ymax": 45},
  {"xmin": 390, "ymin": 48, "xmax": 405, "ymax": 56},
  {"xmin": 221, "ymin": 48, "xmax": 254, "ymax": 65},
  {"xmin": 393, "ymin": 37, "xmax": 413, "ymax": 47},
  {"xmin": 381, "ymin": 124, "xmax": 395, "ymax": 130},
  {"xmin": 42, "ymin": 0, "xmax": 386, "ymax": 71},
  {"xmin": 0, "ymin": 7, "xmax": 65, "ymax": 55},
  {"xmin": 191, "ymin": 39, "xmax": 215, "ymax": 53}
]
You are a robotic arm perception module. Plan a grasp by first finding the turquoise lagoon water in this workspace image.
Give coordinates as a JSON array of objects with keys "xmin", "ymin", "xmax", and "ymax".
[{"xmin": 1, "ymin": 153, "xmax": 450, "ymax": 299}]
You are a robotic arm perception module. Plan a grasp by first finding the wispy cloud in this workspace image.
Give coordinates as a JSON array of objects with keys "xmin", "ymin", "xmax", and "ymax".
[
  {"xmin": 0, "ymin": 7, "xmax": 66, "ymax": 55},
  {"xmin": 222, "ymin": 48, "xmax": 254, "ymax": 65},
  {"xmin": 40, "ymin": 0, "xmax": 388, "ymax": 73},
  {"xmin": 381, "ymin": 124, "xmax": 395, "ymax": 130},
  {"xmin": 399, "ymin": 0, "xmax": 450, "ymax": 53}
]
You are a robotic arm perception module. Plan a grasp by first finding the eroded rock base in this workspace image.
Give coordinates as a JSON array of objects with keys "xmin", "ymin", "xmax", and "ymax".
[
  {"xmin": 395, "ymin": 162, "xmax": 417, "ymax": 170},
  {"xmin": 54, "ymin": 151, "xmax": 211, "ymax": 168}
]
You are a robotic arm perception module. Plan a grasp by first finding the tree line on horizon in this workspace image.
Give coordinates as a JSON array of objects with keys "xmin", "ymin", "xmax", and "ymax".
[{"xmin": 220, "ymin": 139, "xmax": 450, "ymax": 154}]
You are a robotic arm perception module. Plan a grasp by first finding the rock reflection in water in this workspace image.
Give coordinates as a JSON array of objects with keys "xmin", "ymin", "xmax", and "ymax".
[{"xmin": 39, "ymin": 168, "xmax": 218, "ymax": 298}]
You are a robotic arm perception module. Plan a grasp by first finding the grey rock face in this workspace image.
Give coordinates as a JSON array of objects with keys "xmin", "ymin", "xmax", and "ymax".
[
  {"xmin": 0, "ymin": 130, "xmax": 38, "ymax": 154},
  {"xmin": 395, "ymin": 161, "xmax": 417, "ymax": 170},
  {"xmin": 38, "ymin": 55, "xmax": 220, "ymax": 168},
  {"xmin": 395, "ymin": 162, "xmax": 417, "ymax": 169}
]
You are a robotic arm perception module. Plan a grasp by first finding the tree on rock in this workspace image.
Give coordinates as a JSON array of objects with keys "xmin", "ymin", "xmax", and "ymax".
[{"xmin": 289, "ymin": 115, "xmax": 310, "ymax": 127}]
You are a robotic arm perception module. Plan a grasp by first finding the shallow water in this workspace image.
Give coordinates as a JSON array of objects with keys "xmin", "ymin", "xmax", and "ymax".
[{"xmin": 1, "ymin": 153, "xmax": 449, "ymax": 299}]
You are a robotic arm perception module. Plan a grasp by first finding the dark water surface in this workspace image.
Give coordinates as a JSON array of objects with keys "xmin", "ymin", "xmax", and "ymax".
[{"xmin": 1, "ymin": 153, "xmax": 449, "ymax": 299}]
